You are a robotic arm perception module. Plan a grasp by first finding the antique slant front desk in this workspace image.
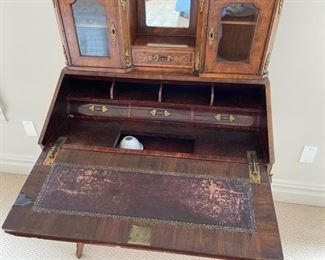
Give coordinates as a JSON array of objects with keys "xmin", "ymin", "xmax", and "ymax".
[{"xmin": 3, "ymin": 0, "xmax": 284, "ymax": 259}]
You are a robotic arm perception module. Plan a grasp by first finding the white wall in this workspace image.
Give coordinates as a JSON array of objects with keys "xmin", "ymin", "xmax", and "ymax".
[
  {"xmin": 0, "ymin": 0, "xmax": 324, "ymax": 206},
  {"xmin": 269, "ymin": 0, "xmax": 325, "ymax": 206}
]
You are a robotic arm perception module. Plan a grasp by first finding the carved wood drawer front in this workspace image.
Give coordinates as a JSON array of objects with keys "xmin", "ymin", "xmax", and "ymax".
[
  {"xmin": 194, "ymin": 110, "xmax": 258, "ymax": 128},
  {"xmin": 74, "ymin": 103, "xmax": 129, "ymax": 118},
  {"xmin": 131, "ymin": 106, "xmax": 191, "ymax": 123},
  {"xmin": 132, "ymin": 48, "xmax": 195, "ymax": 68}
]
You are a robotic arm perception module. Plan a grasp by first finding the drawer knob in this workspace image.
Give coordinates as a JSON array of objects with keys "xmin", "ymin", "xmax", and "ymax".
[
  {"xmin": 153, "ymin": 54, "xmax": 174, "ymax": 62},
  {"xmin": 88, "ymin": 105, "xmax": 109, "ymax": 113},
  {"xmin": 215, "ymin": 114, "xmax": 236, "ymax": 122},
  {"xmin": 150, "ymin": 109, "xmax": 170, "ymax": 117}
]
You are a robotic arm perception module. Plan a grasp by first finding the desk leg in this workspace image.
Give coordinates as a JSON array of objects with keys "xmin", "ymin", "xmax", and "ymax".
[{"xmin": 76, "ymin": 243, "xmax": 85, "ymax": 259}]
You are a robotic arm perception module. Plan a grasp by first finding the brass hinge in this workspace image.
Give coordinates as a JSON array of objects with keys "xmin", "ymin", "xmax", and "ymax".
[
  {"xmin": 200, "ymin": 0, "xmax": 205, "ymax": 13},
  {"xmin": 128, "ymin": 225, "xmax": 152, "ymax": 246},
  {"xmin": 278, "ymin": 0, "xmax": 284, "ymax": 15},
  {"xmin": 43, "ymin": 137, "xmax": 67, "ymax": 166},
  {"xmin": 247, "ymin": 151, "xmax": 261, "ymax": 184},
  {"xmin": 120, "ymin": 0, "xmax": 127, "ymax": 10},
  {"xmin": 263, "ymin": 53, "xmax": 271, "ymax": 75},
  {"xmin": 125, "ymin": 50, "xmax": 132, "ymax": 68}
]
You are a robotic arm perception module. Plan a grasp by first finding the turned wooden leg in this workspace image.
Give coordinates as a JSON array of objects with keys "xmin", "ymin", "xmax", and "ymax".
[{"xmin": 76, "ymin": 243, "xmax": 85, "ymax": 259}]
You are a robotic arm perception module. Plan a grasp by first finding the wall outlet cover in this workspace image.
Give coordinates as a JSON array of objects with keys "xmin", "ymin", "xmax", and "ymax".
[{"xmin": 299, "ymin": 146, "xmax": 318, "ymax": 163}]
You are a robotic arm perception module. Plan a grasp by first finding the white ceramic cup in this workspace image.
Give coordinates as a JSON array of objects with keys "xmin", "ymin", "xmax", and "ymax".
[{"xmin": 119, "ymin": 136, "xmax": 143, "ymax": 150}]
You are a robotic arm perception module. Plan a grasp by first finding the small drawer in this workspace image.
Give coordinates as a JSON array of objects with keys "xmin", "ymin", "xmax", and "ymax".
[
  {"xmin": 71, "ymin": 102, "xmax": 129, "ymax": 118},
  {"xmin": 132, "ymin": 48, "xmax": 194, "ymax": 68},
  {"xmin": 131, "ymin": 106, "xmax": 191, "ymax": 123},
  {"xmin": 194, "ymin": 110, "xmax": 258, "ymax": 128}
]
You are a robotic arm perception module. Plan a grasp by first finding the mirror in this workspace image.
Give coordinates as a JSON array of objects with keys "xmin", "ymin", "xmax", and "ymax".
[{"xmin": 145, "ymin": 0, "xmax": 191, "ymax": 28}]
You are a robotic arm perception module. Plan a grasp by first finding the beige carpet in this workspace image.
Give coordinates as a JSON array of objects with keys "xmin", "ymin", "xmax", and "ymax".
[{"xmin": 0, "ymin": 173, "xmax": 324, "ymax": 260}]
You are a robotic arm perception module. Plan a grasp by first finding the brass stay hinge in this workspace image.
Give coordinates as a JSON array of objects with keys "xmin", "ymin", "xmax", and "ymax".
[
  {"xmin": 247, "ymin": 151, "xmax": 261, "ymax": 184},
  {"xmin": 43, "ymin": 137, "xmax": 67, "ymax": 166}
]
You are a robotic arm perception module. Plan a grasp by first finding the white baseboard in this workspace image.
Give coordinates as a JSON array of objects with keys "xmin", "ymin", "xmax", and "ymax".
[
  {"xmin": 272, "ymin": 179, "xmax": 325, "ymax": 207},
  {"xmin": 0, "ymin": 153, "xmax": 37, "ymax": 175},
  {"xmin": 0, "ymin": 153, "xmax": 324, "ymax": 207}
]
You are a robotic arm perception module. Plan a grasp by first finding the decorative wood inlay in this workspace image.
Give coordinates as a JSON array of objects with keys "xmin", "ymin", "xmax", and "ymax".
[
  {"xmin": 135, "ymin": 51, "xmax": 193, "ymax": 66},
  {"xmin": 200, "ymin": 0, "xmax": 205, "ymax": 13},
  {"xmin": 125, "ymin": 50, "xmax": 132, "ymax": 68},
  {"xmin": 120, "ymin": 0, "xmax": 127, "ymax": 10},
  {"xmin": 195, "ymin": 52, "xmax": 200, "ymax": 71},
  {"xmin": 62, "ymin": 45, "xmax": 68, "ymax": 65},
  {"xmin": 215, "ymin": 114, "xmax": 237, "ymax": 123}
]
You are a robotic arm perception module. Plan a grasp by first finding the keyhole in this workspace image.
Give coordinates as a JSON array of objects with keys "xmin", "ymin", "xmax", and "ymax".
[
  {"xmin": 210, "ymin": 32, "xmax": 213, "ymax": 38},
  {"xmin": 112, "ymin": 29, "xmax": 115, "ymax": 35}
]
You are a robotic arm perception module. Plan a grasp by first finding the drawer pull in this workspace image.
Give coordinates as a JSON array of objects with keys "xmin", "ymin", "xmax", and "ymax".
[
  {"xmin": 215, "ymin": 114, "xmax": 236, "ymax": 122},
  {"xmin": 153, "ymin": 54, "xmax": 174, "ymax": 62},
  {"xmin": 150, "ymin": 109, "xmax": 170, "ymax": 117},
  {"xmin": 88, "ymin": 105, "xmax": 109, "ymax": 113}
]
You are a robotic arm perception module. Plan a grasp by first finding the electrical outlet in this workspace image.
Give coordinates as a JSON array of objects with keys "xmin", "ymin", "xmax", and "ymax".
[
  {"xmin": 22, "ymin": 120, "xmax": 38, "ymax": 137},
  {"xmin": 299, "ymin": 146, "xmax": 318, "ymax": 163}
]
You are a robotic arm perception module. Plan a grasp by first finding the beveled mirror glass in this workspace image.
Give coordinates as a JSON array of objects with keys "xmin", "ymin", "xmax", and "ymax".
[{"xmin": 145, "ymin": 0, "xmax": 191, "ymax": 28}]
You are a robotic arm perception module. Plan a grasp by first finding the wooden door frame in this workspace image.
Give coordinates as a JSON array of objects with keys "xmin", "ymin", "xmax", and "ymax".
[
  {"xmin": 203, "ymin": 0, "xmax": 276, "ymax": 75},
  {"xmin": 55, "ymin": 0, "xmax": 123, "ymax": 68}
]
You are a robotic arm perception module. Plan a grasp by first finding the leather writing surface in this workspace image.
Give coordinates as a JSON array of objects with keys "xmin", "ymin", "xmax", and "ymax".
[{"xmin": 34, "ymin": 163, "xmax": 256, "ymax": 233}]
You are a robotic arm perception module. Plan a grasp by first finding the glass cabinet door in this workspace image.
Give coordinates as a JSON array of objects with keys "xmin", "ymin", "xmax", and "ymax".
[
  {"xmin": 72, "ymin": 0, "xmax": 110, "ymax": 57},
  {"xmin": 57, "ymin": 0, "xmax": 123, "ymax": 68},
  {"xmin": 204, "ymin": 0, "xmax": 275, "ymax": 75}
]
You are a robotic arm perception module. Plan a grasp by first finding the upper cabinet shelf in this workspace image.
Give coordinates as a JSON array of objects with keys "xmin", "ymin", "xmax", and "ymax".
[{"xmin": 53, "ymin": 0, "xmax": 282, "ymax": 77}]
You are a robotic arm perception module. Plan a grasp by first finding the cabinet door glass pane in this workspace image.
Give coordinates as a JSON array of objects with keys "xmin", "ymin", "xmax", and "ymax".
[
  {"xmin": 72, "ymin": 0, "xmax": 110, "ymax": 57},
  {"xmin": 217, "ymin": 3, "xmax": 258, "ymax": 62}
]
